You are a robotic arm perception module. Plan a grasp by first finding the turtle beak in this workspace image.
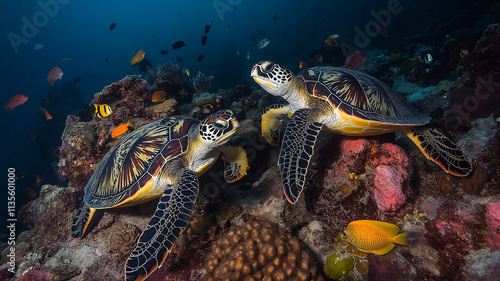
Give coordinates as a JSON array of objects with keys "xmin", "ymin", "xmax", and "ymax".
[
  {"xmin": 251, "ymin": 67, "xmax": 275, "ymax": 88},
  {"xmin": 217, "ymin": 120, "xmax": 239, "ymax": 144}
]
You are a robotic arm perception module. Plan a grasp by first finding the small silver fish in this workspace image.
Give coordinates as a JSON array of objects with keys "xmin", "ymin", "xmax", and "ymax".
[
  {"xmin": 257, "ymin": 38, "xmax": 270, "ymax": 49},
  {"xmin": 62, "ymin": 55, "xmax": 75, "ymax": 61},
  {"xmin": 33, "ymin": 42, "xmax": 44, "ymax": 51},
  {"xmin": 246, "ymin": 52, "xmax": 250, "ymax": 60}
]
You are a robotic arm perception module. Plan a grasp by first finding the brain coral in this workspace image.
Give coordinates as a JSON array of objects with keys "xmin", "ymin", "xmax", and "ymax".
[
  {"xmin": 204, "ymin": 220, "xmax": 324, "ymax": 281},
  {"xmin": 109, "ymin": 222, "xmax": 141, "ymax": 257}
]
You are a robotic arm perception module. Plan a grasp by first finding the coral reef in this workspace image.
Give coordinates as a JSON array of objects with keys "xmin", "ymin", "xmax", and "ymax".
[
  {"xmin": 314, "ymin": 137, "xmax": 412, "ymax": 235},
  {"xmin": 57, "ymin": 75, "xmax": 154, "ymax": 190},
  {"xmin": 18, "ymin": 185, "xmax": 78, "ymax": 256},
  {"xmin": 458, "ymin": 24, "xmax": 500, "ymax": 87},
  {"xmin": 323, "ymin": 238, "xmax": 369, "ymax": 280},
  {"xmin": 422, "ymin": 199, "xmax": 487, "ymax": 279},
  {"xmin": 192, "ymin": 71, "xmax": 214, "ymax": 94},
  {"xmin": 148, "ymin": 61, "xmax": 188, "ymax": 95},
  {"xmin": 204, "ymin": 220, "xmax": 324, "ymax": 281},
  {"xmin": 486, "ymin": 198, "xmax": 500, "ymax": 249},
  {"xmin": 190, "ymin": 92, "xmax": 223, "ymax": 119},
  {"xmin": 109, "ymin": 222, "xmax": 141, "ymax": 257},
  {"xmin": 148, "ymin": 98, "xmax": 177, "ymax": 119}
]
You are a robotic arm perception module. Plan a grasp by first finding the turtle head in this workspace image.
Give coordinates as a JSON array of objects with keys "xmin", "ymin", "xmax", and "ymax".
[
  {"xmin": 251, "ymin": 61, "xmax": 293, "ymax": 97},
  {"xmin": 199, "ymin": 110, "xmax": 239, "ymax": 144}
]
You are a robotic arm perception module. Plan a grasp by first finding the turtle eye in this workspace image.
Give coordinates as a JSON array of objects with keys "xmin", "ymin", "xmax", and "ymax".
[
  {"xmin": 213, "ymin": 118, "xmax": 228, "ymax": 129},
  {"xmin": 341, "ymin": 231, "xmax": 347, "ymax": 238},
  {"xmin": 262, "ymin": 61, "xmax": 274, "ymax": 73}
]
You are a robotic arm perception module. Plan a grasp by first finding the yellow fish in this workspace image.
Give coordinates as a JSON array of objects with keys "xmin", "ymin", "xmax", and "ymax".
[
  {"xmin": 151, "ymin": 90, "xmax": 166, "ymax": 102},
  {"xmin": 94, "ymin": 104, "xmax": 113, "ymax": 118},
  {"xmin": 185, "ymin": 68, "xmax": 191, "ymax": 76},
  {"xmin": 130, "ymin": 49, "xmax": 145, "ymax": 66},
  {"xmin": 460, "ymin": 49, "xmax": 469, "ymax": 58},
  {"xmin": 341, "ymin": 220, "xmax": 407, "ymax": 255}
]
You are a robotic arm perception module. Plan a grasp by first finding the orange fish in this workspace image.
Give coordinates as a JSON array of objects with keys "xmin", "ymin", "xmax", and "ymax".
[
  {"xmin": 3, "ymin": 94, "xmax": 28, "ymax": 111},
  {"xmin": 40, "ymin": 107, "xmax": 52, "ymax": 120},
  {"xmin": 342, "ymin": 51, "xmax": 367, "ymax": 70},
  {"xmin": 35, "ymin": 174, "xmax": 43, "ymax": 186},
  {"xmin": 47, "ymin": 67, "xmax": 63, "ymax": 86},
  {"xmin": 389, "ymin": 53, "xmax": 400, "ymax": 59},
  {"xmin": 112, "ymin": 120, "xmax": 132, "ymax": 138},
  {"xmin": 151, "ymin": 90, "xmax": 166, "ymax": 102},
  {"xmin": 27, "ymin": 133, "xmax": 36, "ymax": 139},
  {"xmin": 25, "ymin": 187, "xmax": 38, "ymax": 199},
  {"xmin": 324, "ymin": 37, "xmax": 338, "ymax": 47},
  {"xmin": 130, "ymin": 49, "xmax": 145, "ymax": 66},
  {"xmin": 299, "ymin": 61, "xmax": 309, "ymax": 69}
]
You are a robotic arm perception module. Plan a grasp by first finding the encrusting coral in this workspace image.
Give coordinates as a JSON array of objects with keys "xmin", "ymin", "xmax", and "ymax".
[
  {"xmin": 148, "ymin": 98, "xmax": 177, "ymax": 119},
  {"xmin": 204, "ymin": 220, "xmax": 324, "ymax": 281}
]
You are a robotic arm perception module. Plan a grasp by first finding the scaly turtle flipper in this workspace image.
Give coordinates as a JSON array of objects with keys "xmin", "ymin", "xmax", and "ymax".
[
  {"xmin": 221, "ymin": 139, "xmax": 249, "ymax": 183},
  {"xmin": 125, "ymin": 169, "xmax": 199, "ymax": 281},
  {"xmin": 71, "ymin": 201, "xmax": 97, "ymax": 239},
  {"xmin": 403, "ymin": 127, "xmax": 472, "ymax": 176},
  {"xmin": 262, "ymin": 104, "xmax": 291, "ymax": 146},
  {"xmin": 280, "ymin": 108, "xmax": 323, "ymax": 204}
]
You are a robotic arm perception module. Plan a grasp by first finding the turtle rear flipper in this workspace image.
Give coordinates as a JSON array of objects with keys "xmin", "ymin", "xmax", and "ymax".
[
  {"xmin": 262, "ymin": 104, "xmax": 291, "ymax": 146},
  {"xmin": 71, "ymin": 201, "xmax": 97, "ymax": 239},
  {"xmin": 125, "ymin": 169, "xmax": 199, "ymax": 281},
  {"xmin": 403, "ymin": 127, "xmax": 472, "ymax": 176},
  {"xmin": 280, "ymin": 108, "xmax": 323, "ymax": 204}
]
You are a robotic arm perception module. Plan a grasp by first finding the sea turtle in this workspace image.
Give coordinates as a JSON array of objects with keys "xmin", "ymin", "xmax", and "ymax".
[
  {"xmin": 251, "ymin": 61, "xmax": 472, "ymax": 204},
  {"xmin": 71, "ymin": 110, "xmax": 248, "ymax": 281}
]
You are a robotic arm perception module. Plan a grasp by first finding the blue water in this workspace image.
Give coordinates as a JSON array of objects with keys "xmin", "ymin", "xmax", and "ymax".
[{"xmin": 0, "ymin": 0, "xmax": 495, "ymax": 239}]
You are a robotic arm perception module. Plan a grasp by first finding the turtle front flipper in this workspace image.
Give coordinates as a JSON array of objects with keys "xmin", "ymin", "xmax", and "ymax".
[
  {"xmin": 125, "ymin": 169, "xmax": 199, "ymax": 281},
  {"xmin": 71, "ymin": 201, "xmax": 97, "ymax": 239},
  {"xmin": 280, "ymin": 108, "xmax": 323, "ymax": 204},
  {"xmin": 262, "ymin": 104, "xmax": 291, "ymax": 146},
  {"xmin": 403, "ymin": 127, "xmax": 472, "ymax": 176},
  {"xmin": 221, "ymin": 139, "xmax": 249, "ymax": 183}
]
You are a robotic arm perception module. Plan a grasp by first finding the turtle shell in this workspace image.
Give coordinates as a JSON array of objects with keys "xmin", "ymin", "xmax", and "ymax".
[
  {"xmin": 84, "ymin": 116, "xmax": 198, "ymax": 208},
  {"xmin": 298, "ymin": 66, "xmax": 430, "ymax": 126}
]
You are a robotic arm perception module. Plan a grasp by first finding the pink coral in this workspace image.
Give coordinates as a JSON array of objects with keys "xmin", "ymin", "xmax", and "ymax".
[
  {"xmin": 367, "ymin": 143, "xmax": 409, "ymax": 169},
  {"xmin": 339, "ymin": 137, "xmax": 369, "ymax": 154},
  {"xmin": 17, "ymin": 265, "xmax": 51, "ymax": 281},
  {"xmin": 372, "ymin": 165, "xmax": 407, "ymax": 215},
  {"xmin": 486, "ymin": 198, "xmax": 500, "ymax": 249}
]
